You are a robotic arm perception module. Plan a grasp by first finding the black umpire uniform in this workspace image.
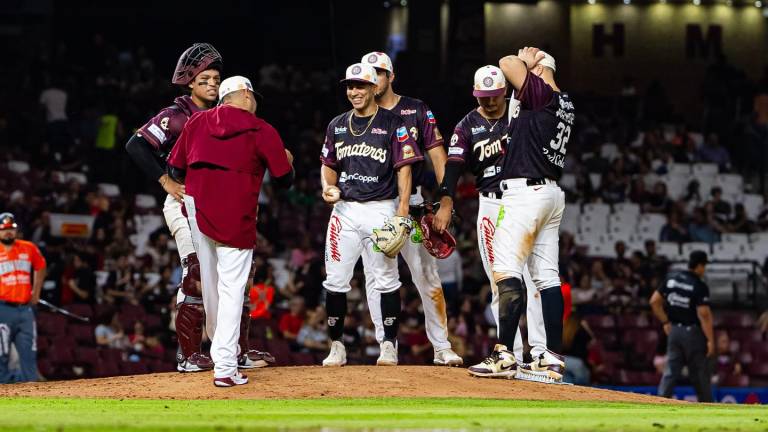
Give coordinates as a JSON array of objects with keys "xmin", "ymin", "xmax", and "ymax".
[{"xmin": 651, "ymin": 250, "xmax": 714, "ymax": 402}]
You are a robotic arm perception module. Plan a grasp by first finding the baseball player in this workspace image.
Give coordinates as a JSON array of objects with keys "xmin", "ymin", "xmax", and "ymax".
[
  {"xmin": 0, "ymin": 213, "xmax": 46, "ymax": 383},
  {"xmin": 360, "ymin": 51, "xmax": 462, "ymax": 366},
  {"xmin": 480, "ymin": 47, "xmax": 573, "ymax": 383},
  {"xmin": 320, "ymin": 63, "xmax": 422, "ymax": 367},
  {"xmin": 168, "ymin": 75, "xmax": 294, "ymax": 387},
  {"xmin": 125, "ymin": 43, "xmax": 272, "ymax": 372},
  {"xmin": 433, "ymin": 66, "xmax": 545, "ymax": 378}
]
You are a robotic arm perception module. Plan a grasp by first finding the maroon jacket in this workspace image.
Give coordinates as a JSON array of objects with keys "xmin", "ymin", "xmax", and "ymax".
[{"xmin": 168, "ymin": 105, "xmax": 291, "ymax": 249}]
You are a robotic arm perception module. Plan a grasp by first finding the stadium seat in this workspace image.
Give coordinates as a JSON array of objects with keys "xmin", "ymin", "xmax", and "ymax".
[
  {"xmin": 75, "ymin": 347, "xmax": 101, "ymax": 369},
  {"xmin": 49, "ymin": 345, "xmax": 75, "ymax": 365},
  {"xmin": 743, "ymin": 243, "xmax": 768, "ymax": 263},
  {"xmin": 730, "ymin": 329, "xmax": 764, "ymax": 346},
  {"xmin": 711, "ymin": 242, "xmax": 744, "ymax": 261},
  {"xmin": 97, "ymin": 183, "xmax": 120, "ymax": 198},
  {"xmin": 719, "ymin": 312, "xmax": 756, "ymax": 329},
  {"xmin": 613, "ymin": 202, "xmax": 640, "ymax": 215},
  {"xmin": 120, "ymin": 362, "xmax": 149, "ymax": 375},
  {"xmin": 67, "ymin": 304, "xmax": 94, "ymax": 320},
  {"xmin": 587, "ymin": 241, "xmax": 614, "ymax": 258},
  {"xmin": 135, "ymin": 194, "xmax": 157, "ymax": 209},
  {"xmin": 749, "ymin": 232, "xmax": 768, "ymax": 244},
  {"xmin": 94, "ymin": 362, "xmax": 120, "ymax": 378},
  {"xmin": 721, "ymin": 233, "xmax": 749, "ymax": 247},
  {"xmin": 746, "ymin": 363, "xmax": 768, "ymax": 379},
  {"xmin": 742, "ymin": 194, "xmax": 764, "ymax": 220},
  {"xmin": 617, "ymin": 315, "xmax": 651, "ymax": 329},
  {"xmin": 637, "ymin": 214, "xmax": 666, "ymax": 239},
  {"xmin": 668, "ymin": 163, "xmax": 691, "ymax": 175},
  {"xmin": 682, "ymin": 242, "xmax": 711, "ymax": 257},
  {"xmin": 559, "ymin": 173, "xmax": 577, "ymax": 191},
  {"xmin": 7, "ymin": 160, "xmax": 30, "ymax": 174},
  {"xmin": 585, "ymin": 315, "xmax": 615, "ymax": 330},
  {"xmin": 720, "ymin": 374, "xmax": 750, "ymax": 387},
  {"xmin": 70, "ymin": 324, "xmax": 96, "ymax": 346},
  {"xmin": 291, "ymin": 352, "xmax": 317, "ymax": 366},
  {"xmin": 560, "ymin": 210, "xmax": 579, "ymax": 235},
  {"xmin": 715, "ymin": 174, "xmax": 743, "ymax": 196},
  {"xmin": 660, "ymin": 174, "xmax": 689, "ymax": 200},
  {"xmin": 657, "ymin": 242, "xmax": 682, "ymax": 261},
  {"xmin": 583, "ymin": 203, "xmax": 611, "ymax": 218},
  {"xmin": 601, "ymin": 143, "xmax": 620, "ymax": 160},
  {"xmin": 63, "ymin": 172, "xmax": 88, "ymax": 185},
  {"xmin": 692, "ymin": 163, "xmax": 718, "ymax": 176}
]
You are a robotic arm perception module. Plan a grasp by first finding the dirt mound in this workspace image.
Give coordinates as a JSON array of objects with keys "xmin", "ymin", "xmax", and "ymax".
[{"xmin": 1, "ymin": 366, "xmax": 676, "ymax": 403}]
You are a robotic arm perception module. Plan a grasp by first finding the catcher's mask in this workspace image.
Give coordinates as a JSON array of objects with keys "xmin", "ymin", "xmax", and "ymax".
[
  {"xmin": 172, "ymin": 43, "xmax": 223, "ymax": 85},
  {"xmin": 419, "ymin": 212, "xmax": 456, "ymax": 259}
]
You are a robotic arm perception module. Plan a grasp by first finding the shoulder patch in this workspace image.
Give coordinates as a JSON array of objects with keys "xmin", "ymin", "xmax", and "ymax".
[
  {"xmin": 396, "ymin": 126, "xmax": 408, "ymax": 142},
  {"xmin": 147, "ymin": 124, "xmax": 167, "ymax": 143}
]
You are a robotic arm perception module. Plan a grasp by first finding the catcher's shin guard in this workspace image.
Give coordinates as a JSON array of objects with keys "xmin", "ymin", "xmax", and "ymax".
[
  {"xmin": 181, "ymin": 253, "xmax": 202, "ymax": 297},
  {"xmin": 175, "ymin": 300, "xmax": 206, "ymax": 363},
  {"xmin": 237, "ymin": 306, "xmax": 275, "ymax": 368}
]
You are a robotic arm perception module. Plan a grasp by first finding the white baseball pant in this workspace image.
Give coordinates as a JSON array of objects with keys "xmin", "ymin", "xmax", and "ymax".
[
  {"xmin": 163, "ymin": 195, "xmax": 197, "ymax": 305},
  {"xmin": 366, "ymin": 187, "xmax": 451, "ymax": 351},
  {"xmin": 184, "ymin": 195, "xmax": 252, "ymax": 379},
  {"xmin": 492, "ymin": 178, "xmax": 564, "ymax": 292},
  {"xmin": 478, "ymin": 194, "xmax": 546, "ymax": 361},
  {"xmin": 323, "ymin": 200, "xmax": 401, "ymax": 295}
]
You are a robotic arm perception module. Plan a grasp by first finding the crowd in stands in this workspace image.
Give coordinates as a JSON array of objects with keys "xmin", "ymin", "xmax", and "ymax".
[{"xmin": 1, "ymin": 35, "xmax": 767, "ymax": 387}]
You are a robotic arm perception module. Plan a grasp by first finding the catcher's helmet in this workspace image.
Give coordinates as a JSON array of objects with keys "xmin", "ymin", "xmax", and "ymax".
[
  {"xmin": 172, "ymin": 43, "xmax": 223, "ymax": 85},
  {"xmin": 0, "ymin": 212, "xmax": 17, "ymax": 230}
]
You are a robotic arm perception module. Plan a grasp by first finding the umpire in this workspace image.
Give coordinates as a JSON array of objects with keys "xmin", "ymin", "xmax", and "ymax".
[{"xmin": 650, "ymin": 250, "xmax": 714, "ymax": 402}]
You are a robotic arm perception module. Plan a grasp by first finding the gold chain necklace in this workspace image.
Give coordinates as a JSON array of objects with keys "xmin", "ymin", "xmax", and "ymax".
[{"xmin": 348, "ymin": 106, "xmax": 379, "ymax": 137}]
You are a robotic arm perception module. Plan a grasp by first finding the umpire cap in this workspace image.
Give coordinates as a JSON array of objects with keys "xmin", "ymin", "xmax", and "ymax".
[
  {"xmin": 688, "ymin": 250, "xmax": 709, "ymax": 269},
  {"xmin": 0, "ymin": 213, "xmax": 17, "ymax": 230}
]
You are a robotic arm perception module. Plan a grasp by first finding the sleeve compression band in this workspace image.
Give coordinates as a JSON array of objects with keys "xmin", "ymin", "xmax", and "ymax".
[
  {"xmin": 436, "ymin": 160, "xmax": 464, "ymax": 199},
  {"xmin": 125, "ymin": 134, "xmax": 164, "ymax": 181},
  {"xmin": 272, "ymin": 168, "xmax": 295, "ymax": 190}
]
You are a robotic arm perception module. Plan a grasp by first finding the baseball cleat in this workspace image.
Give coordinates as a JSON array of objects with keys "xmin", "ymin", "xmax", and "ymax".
[
  {"xmin": 238, "ymin": 350, "xmax": 276, "ymax": 369},
  {"xmin": 322, "ymin": 341, "xmax": 347, "ymax": 367},
  {"xmin": 177, "ymin": 352, "xmax": 214, "ymax": 372},
  {"xmin": 213, "ymin": 372, "xmax": 248, "ymax": 387},
  {"xmin": 433, "ymin": 348, "xmax": 463, "ymax": 366},
  {"xmin": 516, "ymin": 349, "xmax": 566, "ymax": 384},
  {"xmin": 467, "ymin": 344, "xmax": 517, "ymax": 378},
  {"xmin": 376, "ymin": 341, "xmax": 398, "ymax": 366}
]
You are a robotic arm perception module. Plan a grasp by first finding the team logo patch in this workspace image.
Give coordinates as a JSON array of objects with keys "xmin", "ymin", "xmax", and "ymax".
[
  {"xmin": 147, "ymin": 124, "xmax": 166, "ymax": 143},
  {"xmin": 327, "ymin": 216, "xmax": 342, "ymax": 262},
  {"xmin": 367, "ymin": 54, "xmax": 378, "ymax": 63},
  {"xmin": 480, "ymin": 217, "xmax": 495, "ymax": 265},
  {"xmin": 371, "ymin": 127, "xmax": 387, "ymax": 135},
  {"xmin": 402, "ymin": 144, "xmax": 415, "ymax": 159},
  {"xmin": 450, "ymin": 134, "xmax": 458, "ymax": 146},
  {"xmin": 426, "ymin": 110, "xmax": 436, "ymax": 124},
  {"xmin": 471, "ymin": 126, "xmax": 486, "ymax": 135},
  {"xmin": 351, "ymin": 65, "xmax": 362, "ymax": 75},
  {"xmin": 322, "ymin": 146, "xmax": 329, "ymax": 157},
  {"xmin": 396, "ymin": 126, "xmax": 408, "ymax": 142},
  {"xmin": 400, "ymin": 109, "xmax": 417, "ymax": 115},
  {"xmin": 483, "ymin": 77, "xmax": 494, "ymax": 88},
  {"xmin": 448, "ymin": 147, "xmax": 464, "ymax": 156},
  {"xmin": 409, "ymin": 126, "xmax": 419, "ymax": 142},
  {"xmin": 334, "ymin": 126, "xmax": 347, "ymax": 135},
  {"xmin": 160, "ymin": 117, "xmax": 170, "ymax": 131}
]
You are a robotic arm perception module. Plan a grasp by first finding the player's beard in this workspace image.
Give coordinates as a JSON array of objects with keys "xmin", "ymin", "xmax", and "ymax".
[
  {"xmin": 375, "ymin": 81, "xmax": 390, "ymax": 99},
  {"xmin": 1, "ymin": 238, "xmax": 15, "ymax": 246}
]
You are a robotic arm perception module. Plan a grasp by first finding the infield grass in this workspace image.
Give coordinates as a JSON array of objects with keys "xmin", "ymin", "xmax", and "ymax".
[{"xmin": 0, "ymin": 397, "xmax": 765, "ymax": 431}]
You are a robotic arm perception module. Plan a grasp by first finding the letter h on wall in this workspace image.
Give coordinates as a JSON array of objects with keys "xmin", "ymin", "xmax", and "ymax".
[{"xmin": 593, "ymin": 24, "xmax": 625, "ymax": 58}]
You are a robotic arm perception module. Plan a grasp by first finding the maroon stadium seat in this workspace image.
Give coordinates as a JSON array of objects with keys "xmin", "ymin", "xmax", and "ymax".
[
  {"xmin": 291, "ymin": 352, "xmax": 316, "ymax": 366},
  {"xmin": 746, "ymin": 363, "xmax": 768, "ymax": 379},
  {"xmin": 720, "ymin": 374, "xmax": 750, "ymax": 387},
  {"xmin": 265, "ymin": 339, "xmax": 292, "ymax": 366},
  {"xmin": 100, "ymin": 347, "xmax": 125, "ymax": 363},
  {"xmin": 719, "ymin": 312, "xmax": 756, "ymax": 329},
  {"xmin": 94, "ymin": 362, "xmax": 120, "ymax": 378},
  {"xmin": 585, "ymin": 314, "xmax": 615, "ymax": 330},
  {"xmin": 70, "ymin": 324, "xmax": 96, "ymax": 345},
  {"xmin": 731, "ymin": 329, "xmax": 765, "ymax": 346},
  {"xmin": 49, "ymin": 345, "xmax": 74, "ymax": 365},
  {"xmin": 37, "ymin": 312, "xmax": 68, "ymax": 335},
  {"xmin": 120, "ymin": 361, "xmax": 149, "ymax": 375},
  {"xmin": 617, "ymin": 314, "xmax": 651, "ymax": 329},
  {"xmin": 142, "ymin": 314, "xmax": 163, "ymax": 330},
  {"xmin": 67, "ymin": 304, "xmax": 94, "ymax": 320},
  {"xmin": 36, "ymin": 336, "xmax": 49, "ymax": 354}
]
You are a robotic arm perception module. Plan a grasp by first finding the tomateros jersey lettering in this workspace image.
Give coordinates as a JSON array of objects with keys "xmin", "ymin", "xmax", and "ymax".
[
  {"xmin": 386, "ymin": 96, "xmax": 443, "ymax": 188},
  {"xmin": 320, "ymin": 109, "xmax": 422, "ymax": 202},
  {"xmin": 0, "ymin": 240, "xmax": 46, "ymax": 304},
  {"xmin": 448, "ymin": 109, "xmax": 509, "ymax": 193},
  {"xmin": 502, "ymin": 72, "xmax": 574, "ymax": 181}
]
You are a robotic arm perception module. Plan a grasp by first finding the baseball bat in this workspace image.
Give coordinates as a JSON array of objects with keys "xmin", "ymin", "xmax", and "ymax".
[{"xmin": 38, "ymin": 299, "xmax": 90, "ymax": 322}]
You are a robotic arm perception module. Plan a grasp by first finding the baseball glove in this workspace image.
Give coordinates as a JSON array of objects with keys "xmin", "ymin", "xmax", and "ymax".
[{"xmin": 371, "ymin": 216, "xmax": 412, "ymax": 258}]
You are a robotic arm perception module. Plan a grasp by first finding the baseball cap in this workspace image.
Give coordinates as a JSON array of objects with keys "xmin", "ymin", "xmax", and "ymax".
[
  {"xmin": 473, "ymin": 65, "xmax": 507, "ymax": 97},
  {"xmin": 538, "ymin": 51, "xmax": 556, "ymax": 72},
  {"xmin": 361, "ymin": 51, "xmax": 393, "ymax": 73},
  {"xmin": 688, "ymin": 250, "xmax": 709, "ymax": 269},
  {"xmin": 0, "ymin": 212, "xmax": 17, "ymax": 230},
  {"xmin": 218, "ymin": 75, "xmax": 258, "ymax": 101},
  {"xmin": 340, "ymin": 63, "xmax": 378, "ymax": 86}
]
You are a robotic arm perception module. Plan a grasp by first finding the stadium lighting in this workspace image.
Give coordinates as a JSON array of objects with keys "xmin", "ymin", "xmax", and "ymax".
[
  {"xmin": 588, "ymin": 0, "xmax": 596, "ymax": 4},
  {"xmin": 756, "ymin": 0, "xmax": 762, "ymax": 7},
  {"xmin": 725, "ymin": 0, "xmax": 732, "ymax": 5},
  {"xmin": 693, "ymin": 0, "xmax": 701, "ymax": 5},
  {"xmin": 624, "ymin": 0, "xmax": 631, "ymax": 4},
  {"xmin": 400, "ymin": 0, "xmax": 407, "ymax": 6}
]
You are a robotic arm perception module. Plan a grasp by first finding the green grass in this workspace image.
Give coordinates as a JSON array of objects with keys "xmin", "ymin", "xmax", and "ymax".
[{"xmin": 0, "ymin": 397, "xmax": 765, "ymax": 431}]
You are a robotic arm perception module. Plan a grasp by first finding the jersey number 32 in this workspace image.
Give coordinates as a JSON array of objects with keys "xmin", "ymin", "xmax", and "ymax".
[{"xmin": 549, "ymin": 122, "xmax": 571, "ymax": 154}]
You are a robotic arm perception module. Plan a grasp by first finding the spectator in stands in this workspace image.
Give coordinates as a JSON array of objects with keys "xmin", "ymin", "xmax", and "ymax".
[
  {"xmin": 296, "ymin": 308, "xmax": 330, "ymax": 353},
  {"xmin": 66, "ymin": 253, "xmax": 96, "ymax": 304},
  {"xmin": 628, "ymin": 178, "xmax": 650, "ymax": 208},
  {"xmin": 562, "ymin": 312, "xmax": 594, "ymax": 385},
  {"xmin": 681, "ymin": 180, "xmax": 703, "ymax": 212},
  {"xmin": 279, "ymin": 296, "xmax": 305, "ymax": 347},
  {"xmin": 729, "ymin": 203, "xmax": 756, "ymax": 234},
  {"xmin": 713, "ymin": 331, "xmax": 742, "ymax": 384},
  {"xmin": 706, "ymin": 187, "xmax": 731, "ymax": 225},
  {"xmin": 758, "ymin": 310, "xmax": 768, "ymax": 333},
  {"xmin": 644, "ymin": 182, "xmax": 673, "ymax": 214},
  {"xmin": 688, "ymin": 207, "xmax": 721, "ymax": 243},
  {"xmin": 698, "ymin": 133, "xmax": 731, "ymax": 171},
  {"xmin": 128, "ymin": 321, "xmax": 146, "ymax": 353},
  {"xmin": 660, "ymin": 210, "xmax": 690, "ymax": 243},
  {"xmin": 94, "ymin": 312, "xmax": 127, "ymax": 349},
  {"xmin": 39, "ymin": 74, "xmax": 71, "ymax": 155}
]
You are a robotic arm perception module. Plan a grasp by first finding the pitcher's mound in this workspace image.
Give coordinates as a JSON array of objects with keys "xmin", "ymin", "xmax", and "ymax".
[{"xmin": 1, "ymin": 366, "xmax": 675, "ymax": 403}]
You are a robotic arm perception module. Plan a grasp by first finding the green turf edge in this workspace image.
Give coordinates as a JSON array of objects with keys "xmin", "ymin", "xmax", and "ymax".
[{"xmin": 0, "ymin": 397, "xmax": 765, "ymax": 432}]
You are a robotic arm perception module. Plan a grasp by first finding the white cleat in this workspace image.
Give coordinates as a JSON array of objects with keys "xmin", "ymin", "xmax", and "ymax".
[
  {"xmin": 433, "ymin": 348, "xmax": 464, "ymax": 366},
  {"xmin": 322, "ymin": 341, "xmax": 347, "ymax": 367},
  {"xmin": 376, "ymin": 341, "xmax": 398, "ymax": 366},
  {"xmin": 467, "ymin": 344, "xmax": 518, "ymax": 378},
  {"xmin": 515, "ymin": 349, "xmax": 568, "ymax": 384}
]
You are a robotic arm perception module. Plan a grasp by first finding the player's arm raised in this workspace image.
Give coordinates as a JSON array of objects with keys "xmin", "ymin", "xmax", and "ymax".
[{"xmin": 499, "ymin": 46, "xmax": 544, "ymax": 91}]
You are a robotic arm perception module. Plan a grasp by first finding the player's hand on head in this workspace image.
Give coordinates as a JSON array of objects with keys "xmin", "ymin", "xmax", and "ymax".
[
  {"xmin": 517, "ymin": 47, "xmax": 541, "ymax": 70},
  {"xmin": 285, "ymin": 149, "xmax": 294, "ymax": 165}
]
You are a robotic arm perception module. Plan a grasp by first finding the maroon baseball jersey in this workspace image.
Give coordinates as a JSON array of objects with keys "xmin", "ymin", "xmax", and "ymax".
[
  {"xmin": 168, "ymin": 105, "xmax": 291, "ymax": 249},
  {"xmin": 386, "ymin": 96, "xmax": 443, "ymax": 188},
  {"xmin": 137, "ymin": 95, "xmax": 202, "ymax": 160},
  {"xmin": 320, "ymin": 108, "xmax": 423, "ymax": 202},
  {"xmin": 447, "ymin": 110, "xmax": 509, "ymax": 194},
  {"xmin": 501, "ymin": 72, "xmax": 574, "ymax": 181}
]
